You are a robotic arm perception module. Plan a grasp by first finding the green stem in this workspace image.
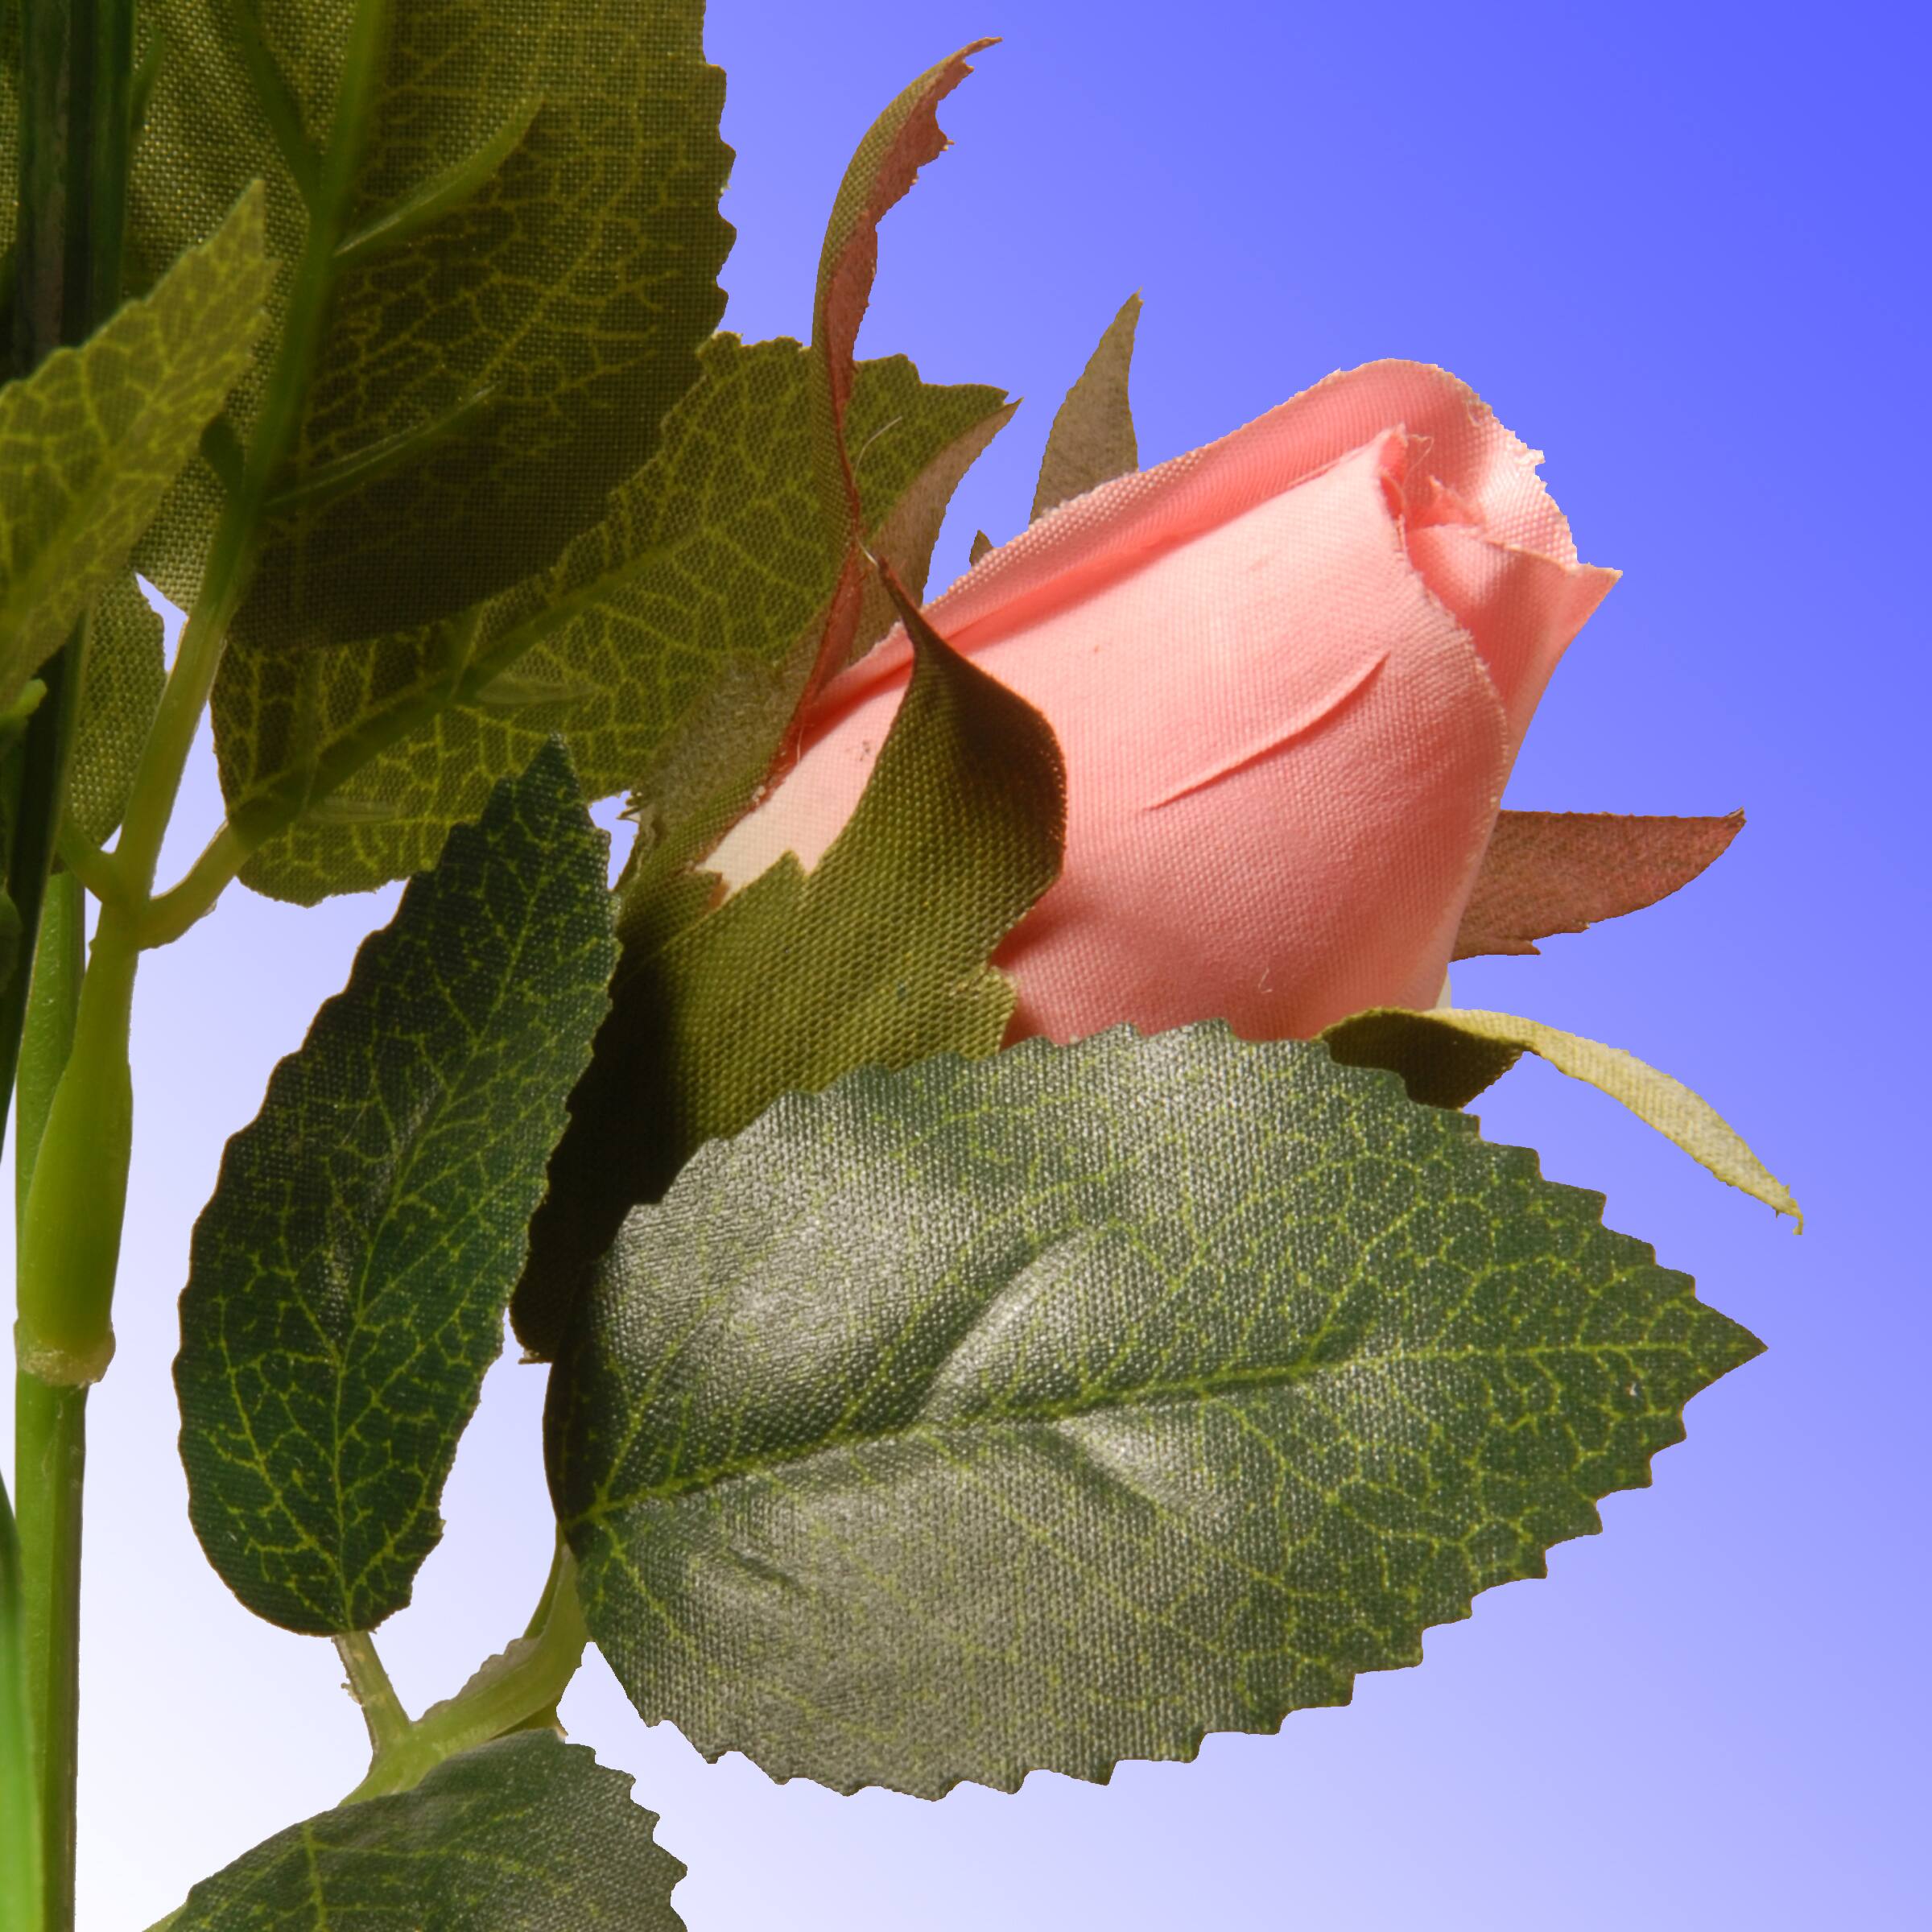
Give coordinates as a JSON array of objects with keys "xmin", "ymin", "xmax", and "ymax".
[
  {"xmin": 9, "ymin": 1385, "xmax": 85, "ymax": 1932},
  {"xmin": 0, "ymin": 1476, "xmax": 43, "ymax": 1932},
  {"xmin": 8, "ymin": 16, "xmax": 133, "ymax": 1926},
  {"xmin": 137, "ymin": 825, "xmax": 246, "ymax": 948},
  {"xmin": 334, "ymin": 1633, "xmax": 411, "ymax": 1757},
  {"xmin": 8, "ymin": 901, "xmax": 129, "ymax": 1932},
  {"xmin": 113, "ymin": 0, "xmax": 393, "ymax": 905},
  {"xmin": 342, "ymin": 1546, "xmax": 588, "ymax": 1806}
]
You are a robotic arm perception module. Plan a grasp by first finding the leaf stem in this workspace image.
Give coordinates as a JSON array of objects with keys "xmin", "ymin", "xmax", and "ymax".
[
  {"xmin": 135, "ymin": 825, "xmax": 246, "ymax": 947},
  {"xmin": 334, "ymin": 1633, "xmax": 411, "ymax": 1756},
  {"xmin": 50, "ymin": 831, "xmax": 121, "ymax": 908},
  {"xmin": 341, "ymin": 1545, "xmax": 588, "ymax": 1806}
]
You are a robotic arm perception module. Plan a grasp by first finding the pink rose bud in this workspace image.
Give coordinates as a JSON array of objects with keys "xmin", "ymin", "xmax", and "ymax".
[{"xmin": 708, "ymin": 360, "xmax": 1618, "ymax": 1044}]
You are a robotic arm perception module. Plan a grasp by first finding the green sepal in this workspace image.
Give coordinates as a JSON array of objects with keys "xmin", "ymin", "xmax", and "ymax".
[
  {"xmin": 512, "ymin": 576, "xmax": 1065, "ymax": 1360},
  {"xmin": 550, "ymin": 1023, "xmax": 1761, "ymax": 1798},
  {"xmin": 175, "ymin": 741, "xmax": 615, "ymax": 1635},
  {"xmin": 1031, "ymin": 291, "xmax": 1141, "ymax": 521}
]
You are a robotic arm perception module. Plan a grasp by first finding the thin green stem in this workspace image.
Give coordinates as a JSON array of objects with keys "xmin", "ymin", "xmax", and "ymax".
[
  {"xmin": 137, "ymin": 825, "xmax": 246, "ymax": 947},
  {"xmin": 113, "ymin": 0, "xmax": 393, "ymax": 907},
  {"xmin": 1, "ymin": 1477, "xmax": 44, "ymax": 1932},
  {"xmin": 48, "ymin": 831, "xmax": 120, "ymax": 909},
  {"xmin": 10, "ymin": 1383, "xmax": 85, "ymax": 1932},
  {"xmin": 334, "ymin": 1633, "xmax": 411, "ymax": 1757},
  {"xmin": 342, "ymin": 1545, "xmax": 588, "ymax": 1806}
]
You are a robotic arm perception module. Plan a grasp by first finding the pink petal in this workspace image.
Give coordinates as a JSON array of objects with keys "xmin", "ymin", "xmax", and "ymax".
[{"xmin": 708, "ymin": 361, "xmax": 1615, "ymax": 1047}]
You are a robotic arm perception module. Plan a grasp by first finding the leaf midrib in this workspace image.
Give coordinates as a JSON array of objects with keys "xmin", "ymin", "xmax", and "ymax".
[{"xmin": 571, "ymin": 1327, "xmax": 1694, "ymax": 1526}]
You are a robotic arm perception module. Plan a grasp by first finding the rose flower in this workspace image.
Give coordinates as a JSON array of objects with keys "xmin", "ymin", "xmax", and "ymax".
[{"xmin": 708, "ymin": 360, "xmax": 1616, "ymax": 1043}]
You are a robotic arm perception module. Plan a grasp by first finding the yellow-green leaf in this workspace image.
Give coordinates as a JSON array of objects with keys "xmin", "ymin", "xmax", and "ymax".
[
  {"xmin": 1325, "ymin": 1005, "xmax": 1800, "ymax": 1226},
  {"xmin": 0, "ymin": 189, "xmax": 268, "ymax": 709},
  {"xmin": 128, "ymin": 0, "xmax": 733, "ymax": 648},
  {"xmin": 213, "ymin": 341, "xmax": 1010, "ymax": 902}
]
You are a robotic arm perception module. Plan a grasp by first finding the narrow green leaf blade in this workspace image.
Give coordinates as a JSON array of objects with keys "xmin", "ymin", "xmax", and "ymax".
[
  {"xmin": 0, "ymin": 189, "xmax": 267, "ymax": 707},
  {"xmin": 171, "ymin": 1734, "xmax": 683, "ymax": 1931},
  {"xmin": 175, "ymin": 743, "xmax": 615, "ymax": 1635},
  {"xmin": 130, "ymin": 1, "xmax": 733, "ymax": 648},
  {"xmin": 216, "ymin": 343, "xmax": 1009, "ymax": 903},
  {"xmin": 1031, "ymin": 291, "xmax": 1141, "ymax": 521},
  {"xmin": 66, "ymin": 575, "xmax": 167, "ymax": 847},
  {"xmin": 550, "ymin": 1025, "xmax": 1761, "ymax": 1797},
  {"xmin": 513, "ymin": 580, "xmax": 1066, "ymax": 1358},
  {"xmin": 1329, "ymin": 1006, "xmax": 1800, "ymax": 1224}
]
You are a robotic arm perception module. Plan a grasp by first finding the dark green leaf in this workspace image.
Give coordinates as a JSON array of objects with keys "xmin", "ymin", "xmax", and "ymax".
[
  {"xmin": 513, "ymin": 580, "xmax": 1065, "ymax": 1360},
  {"xmin": 171, "ymin": 1734, "xmax": 683, "ymax": 1930},
  {"xmin": 0, "ymin": 189, "xmax": 268, "ymax": 708},
  {"xmin": 216, "ymin": 341, "xmax": 1009, "ymax": 902},
  {"xmin": 550, "ymin": 1024, "xmax": 1761, "ymax": 1797},
  {"xmin": 175, "ymin": 743, "xmax": 614, "ymax": 1635},
  {"xmin": 1031, "ymin": 291, "xmax": 1141, "ymax": 521},
  {"xmin": 130, "ymin": 0, "xmax": 732, "ymax": 647}
]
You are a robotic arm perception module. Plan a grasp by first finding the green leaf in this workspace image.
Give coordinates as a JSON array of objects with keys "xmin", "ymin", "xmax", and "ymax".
[
  {"xmin": 550, "ymin": 1023, "xmax": 1762, "ymax": 1797},
  {"xmin": 128, "ymin": 0, "xmax": 732, "ymax": 650},
  {"xmin": 1455, "ymin": 809, "xmax": 1744, "ymax": 959},
  {"xmin": 0, "ymin": 189, "xmax": 268, "ymax": 710},
  {"xmin": 175, "ymin": 743, "xmax": 615, "ymax": 1635},
  {"xmin": 1321, "ymin": 1005, "xmax": 1525, "ymax": 1111},
  {"xmin": 1031, "ymin": 291, "xmax": 1141, "ymax": 521},
  {"xmin": 513, "ymin": 578, "xmax": 1065, "ymax": 1360},
  {"xmin": 171, "ymin": 1734, "xmax": 683, "ymax": 1931},
  {"xmin": 1326, "ymin": 1005, "xmax": 1800, "ymax": 1225},
  {"xmin": 847, "ymin": 387, "xmax": 1018, "ymax": 665},
  {"xmin": 215, "ymin": 341, "xmax": 1010, "ymax": 902},
  {"xmin": 65, "ymin": 575, "xmax": 167, "ymax": 848}
]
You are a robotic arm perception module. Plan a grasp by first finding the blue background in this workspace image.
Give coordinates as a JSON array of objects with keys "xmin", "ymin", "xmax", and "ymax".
[{"xmin": 8, "ymin": 2, "xmax": 1924, "ymax": 1926}]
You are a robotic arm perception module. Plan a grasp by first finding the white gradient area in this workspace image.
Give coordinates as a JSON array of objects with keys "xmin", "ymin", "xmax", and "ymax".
[{"xmin": 2, "ymin": 2, "xmax": 1920, "ymax": 1926}]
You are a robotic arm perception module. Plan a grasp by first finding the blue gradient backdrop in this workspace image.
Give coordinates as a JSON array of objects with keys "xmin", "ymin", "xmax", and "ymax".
[{"xmin": 5, "ymin": 2, "xmax": 1922, "ymax": 1925}]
